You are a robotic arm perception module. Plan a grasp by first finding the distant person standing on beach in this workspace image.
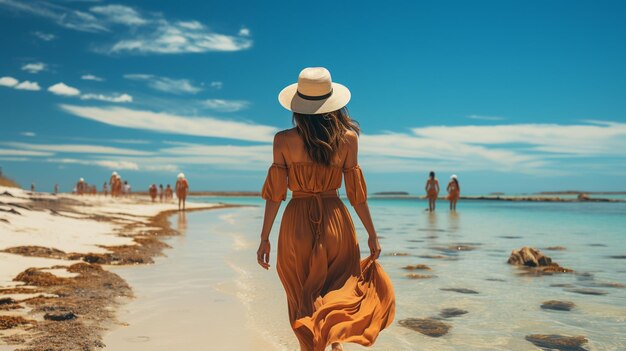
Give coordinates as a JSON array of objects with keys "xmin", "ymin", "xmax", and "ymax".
[
  {"xmin": 425, "ymin": 171, "xmax": 439, "ymax": 212},
  {"xmin": 30, "ymin": 183, "xmax": 35, "ymax": 192},
  {"xmin": 103, "ymin": 182, "xmax": 108, "ymax": 196},
  {"xmin": 124, "ymin": 181, "xmax": 131, "ymax": 196},
  {"xmin": 54, "ymin": 184, "xmax": 59, "ymax": 194},
  {"xmin": 159, "ymin": 184, "xmax": 164, "ymax": 202},
  {"xmin": 165, "ymin": 184, "xmax": 173, "ymax": 201},
  {"xmin": 149, "ymin": 184, "xmax": 158, "ymax": 202},
  {"xmin": 257, "ymin": 67, "xmax": 394, "ymax": 351},
  {"xmin": 446, "ymin": 175, "xmax": 460, "ymax": 211},
  {"xmin": 175, "ymin": 173, "xmax": 189, "ymax": 211},
  {"xmin": 76, "ymin": 178, "xmax": 85, "ymax": 195},
  {"xmin": 113, "ymin": 175, "xmax": 122, "ymax": 197},
  {"xmin": 109, "ymin": 172, "xmax": 118, "ymax": 196}
]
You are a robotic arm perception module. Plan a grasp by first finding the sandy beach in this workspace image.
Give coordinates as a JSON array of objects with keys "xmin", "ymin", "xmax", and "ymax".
[{"xmin": 0, "ymin": 185, "xmax": 227, "ymax": 350}]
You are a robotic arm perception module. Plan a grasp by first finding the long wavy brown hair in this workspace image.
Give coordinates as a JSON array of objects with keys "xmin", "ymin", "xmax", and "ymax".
[{"xmin": 293, "ymin": 107, "xmax": 360, "ymax": 166}]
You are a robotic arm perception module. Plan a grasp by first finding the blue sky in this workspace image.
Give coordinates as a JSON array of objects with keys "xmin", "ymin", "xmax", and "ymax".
[{"xmin": 0, "ymin": 0, "xmax": 625, "ymax": 194}]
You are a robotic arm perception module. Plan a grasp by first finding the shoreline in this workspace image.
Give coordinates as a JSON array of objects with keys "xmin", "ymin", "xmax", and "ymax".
[
  {"xmin": 0, "ymin": 186, "xmax": 235, "ymax": 350},
  {"xmin": 189, "ymin": 193, "xmax": 626, "ymax": 203}
]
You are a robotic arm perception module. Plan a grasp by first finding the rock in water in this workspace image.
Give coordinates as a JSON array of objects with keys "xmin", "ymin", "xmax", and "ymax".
[
  {"xmin": 508, "ymin": 247, "xmax": 551, "ymax": 266},
  {"xmin": 541, "ymin": 300, "xmax": 575, "ymax": 311},
  {"xmin": 545, "ymin": 246, "xmax": 567, "ymax": 251},
  {"xmin": 440, "ymin": 288, "xmax": 479, "ymax": 294},
  {"xmin": 525, "ymin": 334, "xmax": 588, "ymax": 350},
  {"xmin": 439, "ymin": 308, "xmax": 468, "ymax": 318},
  {"xmin": 405, "ymin": 273, "xmax": 435, "ymax": 279},
  {"xmin": 402, "ymin": 264, "xmax": 431, "ymax": 270},
  {"xmin": 565, "ymin": 288, "xmax": 608, "ymax": 296},
  {"xmin": 398, "ymin": 318, "xmax": 451, "ymax": 337},
  {"xmin": 507, "ymin": 246, "xmax": 573, "ymax": 273}
]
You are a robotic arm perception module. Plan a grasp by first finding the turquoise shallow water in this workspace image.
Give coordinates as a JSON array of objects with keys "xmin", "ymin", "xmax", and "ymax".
[{"xmin": 190, "ymin": 196, "xmax": 626, "ymax": 350}]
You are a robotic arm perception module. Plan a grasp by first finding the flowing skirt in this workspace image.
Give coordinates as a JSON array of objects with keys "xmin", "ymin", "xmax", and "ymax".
[{"xmin": 276, "ymin": 197, "xmax": 395, "ymax": 351}]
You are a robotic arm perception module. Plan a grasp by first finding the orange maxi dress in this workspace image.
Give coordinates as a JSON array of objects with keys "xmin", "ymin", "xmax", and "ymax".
[{"xmin": 262, "ymin": 162, "xmax": 395, "ymax": 351}]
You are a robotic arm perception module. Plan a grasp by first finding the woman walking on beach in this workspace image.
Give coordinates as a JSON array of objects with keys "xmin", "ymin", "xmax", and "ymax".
[
  {"xmin": 175, "ymin": 173, "xmax": 189, "ymax": 211},
  {"xmin": 257, "ymin": 67, "xmax": 395, "ymax": 351},
  {"xmin": 425, "ymin": 171, "xmax": 439, "ymax": 212},
  {"xmin": 446, "ymin": 175, "xmax": 460, "ymax": 211},
  {"xmin": 165, "ymin": 184, "xmax": 173, "ymax": 201}
]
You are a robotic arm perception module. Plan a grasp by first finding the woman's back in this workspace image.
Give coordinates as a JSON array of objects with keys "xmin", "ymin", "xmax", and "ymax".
[
  {"xmin": 271, "ymin": 128, "xmax": 360, "ymax": 194},
  {"xmin": 274, "ymin": 127, "xmax": 355, "ymax": 167}
]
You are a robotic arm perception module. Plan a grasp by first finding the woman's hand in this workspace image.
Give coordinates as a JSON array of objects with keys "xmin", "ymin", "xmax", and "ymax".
[
  {"xmin": 368, "ymin": 236, "xmax": 382, "ymax": 260},
  {"xmin": 257, "ymin": 240, "xmax": 271, "ymax": 270}
]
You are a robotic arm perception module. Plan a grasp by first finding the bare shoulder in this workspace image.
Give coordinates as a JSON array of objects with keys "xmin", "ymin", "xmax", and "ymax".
[
  {"xmin": 344, "ymin": 129, "xmax": 359, "ymax": 146},
  {"xmin": 345, "ymin": 129, "xmax": 358, "ymax": 140},
  {"xmin": 274, "ymin": 128, "xmax": 297, "ymax": 140}
]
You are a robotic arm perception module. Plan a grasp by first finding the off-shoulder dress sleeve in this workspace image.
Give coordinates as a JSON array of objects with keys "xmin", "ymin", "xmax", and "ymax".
[
  {"xmin": 262, "ymin": 163, "xmax": 288, "ymax": 202},
  {"xmin": 343, "ymin": 165, "xmax": 367, "ymax": 206}
]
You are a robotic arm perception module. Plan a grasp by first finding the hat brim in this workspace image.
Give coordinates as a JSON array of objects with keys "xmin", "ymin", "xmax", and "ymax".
[{"xmin": 278, "ymin": 82, "xmax": 351, "ymax": 114}]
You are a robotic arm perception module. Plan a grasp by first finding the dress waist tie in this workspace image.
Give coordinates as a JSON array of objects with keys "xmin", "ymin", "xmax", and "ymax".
[{"xmin": 292, "ymin": 190, "xmax": 339, "ymax": 241}]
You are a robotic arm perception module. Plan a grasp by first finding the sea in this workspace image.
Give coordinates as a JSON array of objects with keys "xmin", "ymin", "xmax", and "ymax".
[{"xmin": 103, "ymin": 195, "xmax": 626, "ymax": 350}]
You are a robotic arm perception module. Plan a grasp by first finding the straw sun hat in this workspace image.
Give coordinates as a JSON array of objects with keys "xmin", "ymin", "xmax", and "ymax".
[
  {"xmin": 278, "ymin": 67, "xmax": 351, "ymax": 115},
  {"xmin": 178, "ymin": 173, "xmax": 185, "ymax": 179}
]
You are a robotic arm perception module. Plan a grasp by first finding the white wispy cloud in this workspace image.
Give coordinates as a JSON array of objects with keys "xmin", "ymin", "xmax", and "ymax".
[
  {"xmin": 1, "ymin": 77, "xmax": 41, "ymax": 91},
  {"xmin": 411, "ymin": 122, "xmax": 626, "ymax": 156},
  {"xmin": 89, "ymin": 4, "xmax": 147, "ymax": 26},
  {"xmin": 81, "ymin": 93, "xmax": 133, "ymax": 103},
  {"xmin": 48, "ymin": 82, "xmax": 81, "ymax": 96},
  {"xmin": 0, "ymin": 149, "xmax": 51, "ymax": 156},
  {"xmin": 467, "ymin": 114, "xmax": 506, "ymax": 121},
  {"xmin": 32, "ymin": 31, "xmax": 56, "ymax": 41},
  {"xmin": 210, "ymin": 81, "xmax": 223, "ymax": 90},
  {"xmin": 4, "ymin": 142, "xmax": 152, "ymax": 156},
  {"xmin": 81, "ymin": 74, "xmax": 104, "ymax": 82},
  {"xmin": 0, "ymin": 0, "xmax": 108, "ymax": 32},
  {"xmin": 106, "ymin": 19, "xmax": 252, "ymax": 54},
  {"xmin": 202, "ymin": 99, "xmax": 249, "ymax": 112},
  {"xmin": 0, "ymin": 76, "xmax": 18, "ymax": 87},
  {"xmin": 15, "ymin": 81, "xmax": 41, "ymax": 91},
  {"xmin": 354, "ymin": 121, "xmax": 626, "ymax": 175},
  {"xmin": 98, "ymin": 143, "xmax": 273, "ymax": 172},
  {"xmin": 124, "ymin": 74, "xmax": 202, "ymax": 94},
  {"xmin": 21, "ymin": 62, "xmax": 46, "ymax": 73},
  {"xmin": 239, "ymin": 27, "xmax": 250, "ymax": 36},
  {"xmin": 48, "ymin": 158, "xmax": 140, "ymax": 170},
  {"xmin": 1, "ymin": 1, "xmax": 252, "ymax": 55},
  {"xmin": 20, "ymin": 132, "xmax": 36, "ymax": 137},
  {"xmin": 59, "ymin": 104, "xmax": 277, "ymax": 142}
]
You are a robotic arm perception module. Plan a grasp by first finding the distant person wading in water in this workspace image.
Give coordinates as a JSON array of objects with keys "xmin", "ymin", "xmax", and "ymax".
[
  {"xmin": 175, "ymin": 173, "xmax": 189, "ymax": 211},
  {"xmin": 425, "ymin": 171, "xmax": 439, "ymax": 212},
  {"xmin": 257, "ymin": 67, "xmax": 394, "ymax": 351},
  {"xmin": 446, "ymin": 175, "xmax": 460, "ymax": 211}
]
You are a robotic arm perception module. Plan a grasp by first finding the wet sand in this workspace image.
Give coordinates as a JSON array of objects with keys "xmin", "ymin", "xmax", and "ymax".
[{"xmin": 102, "ymin": 210, "xmax": 275, "ymax": 349}]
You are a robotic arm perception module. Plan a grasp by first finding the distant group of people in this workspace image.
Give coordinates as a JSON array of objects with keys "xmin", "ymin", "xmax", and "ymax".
[
  {"xmin": 424, "ymin": 171, "xmax": 460, "ymax": 211},
  {"xmin": 74, "ymin": 178, "xmax": 98, "ymax": 196},
  {"xmin": 148, "ymin": 173, "xmax": 189, "ymax": 210},
  {"xmin": 108, "ymin": 171, "xmax": 131, "ymax": 197},
  {"xmin": 149, "ymin": 184, "xmax": 173, "ymax": 202}
]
